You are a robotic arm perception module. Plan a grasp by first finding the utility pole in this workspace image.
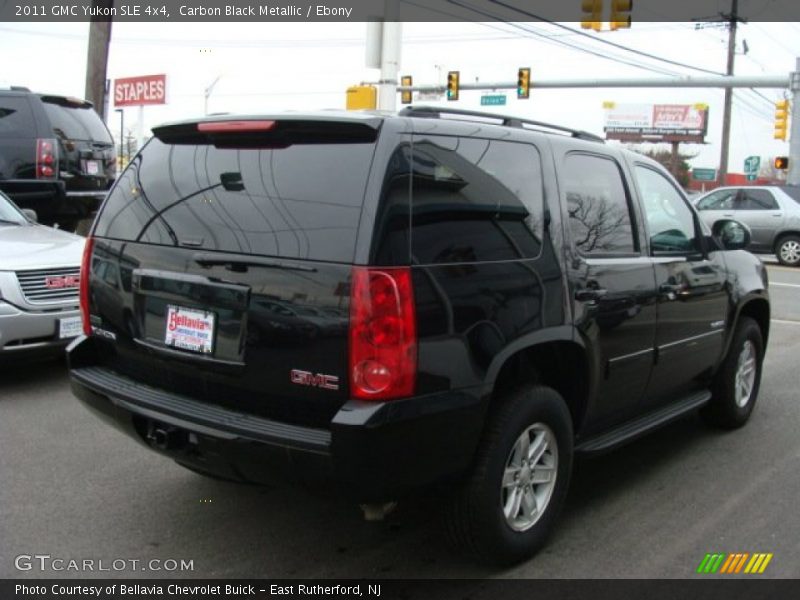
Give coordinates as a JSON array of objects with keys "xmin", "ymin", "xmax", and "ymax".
[
  {"xmin": 787, "ymin": 58, "xmax": 800, "ymax": 186},
  {"xmin": 84, "ymin": 0, "xmax": 113, "ymax": 117},
  {"xmin": 717, "ymin": 0, "xmax": 741, "ymax": 186}
]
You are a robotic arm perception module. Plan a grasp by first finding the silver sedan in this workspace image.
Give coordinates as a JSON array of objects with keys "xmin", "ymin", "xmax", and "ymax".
[{"xmin": 694, "ymin": 185, "xmax": 800, "ymax": 266}]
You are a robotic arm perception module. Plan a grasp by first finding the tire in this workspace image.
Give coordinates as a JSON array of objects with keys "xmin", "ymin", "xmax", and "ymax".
[
  {"xmin": 701, "ymin": 316, "xmax": 764, "ymax": 429},
  {"xmin": 446, "ymin": 386, "xmax": 573, "ymax": 566},
  {"xmin": 775, "ymin": 234, "xmax": 800, "ymax": 267}
]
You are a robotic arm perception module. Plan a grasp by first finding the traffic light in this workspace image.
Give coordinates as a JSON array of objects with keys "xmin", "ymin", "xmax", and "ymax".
[
  {"xmin": 581, "ymin": 0, "xmax": 603, "ymax": 32},
  {"xmin": 774, "ymin": 99, "xmax": 789, "ymax": 141},
  {"xmin": 775, "ymin": 156, "xmax": 789, "ymax": 170},
  {"xmin": 400, "ymin": 75, "xmax": 413, "ymax": 105},
  {"xmin": 517, "ymin": 67, "xmax": 531, "ymax": 99},
  {"xmin": 610, "ymin": 0, "xmax": 633, "ymax": 30},
  {"xmin": 447, "ymin": 71, "xmax": 460, "ymax": 101}
]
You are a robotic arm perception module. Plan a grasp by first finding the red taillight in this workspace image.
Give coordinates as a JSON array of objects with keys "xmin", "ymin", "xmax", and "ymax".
[
  {"xmin": 36, "ymin": 138, "xmax": 57, "ymax": 179},
  {"xmin": 349, "ymin": 267, "xmax": 417, "ymax": 401},
  {"xmin": 79, "ymin": 237, "xmax": 94, "ymax": 336},
  {"xmin": 197, "ymin": 120, "xmax": 276, "ymax": 133}
]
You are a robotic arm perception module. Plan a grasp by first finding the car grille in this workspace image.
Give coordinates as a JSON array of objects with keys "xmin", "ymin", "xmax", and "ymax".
[{"xmin": 15, "ymin": 267, "xmax": 81, "ymax": 304}]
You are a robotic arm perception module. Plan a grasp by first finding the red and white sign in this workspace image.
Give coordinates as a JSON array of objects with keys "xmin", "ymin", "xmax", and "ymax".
[
  {"xmin": 604, "ymin": 102, "xmax": 708, "ymax": 143},
  {"xmin": 114, "ymin": 74, "xmax": 167, "ymax": 107}
]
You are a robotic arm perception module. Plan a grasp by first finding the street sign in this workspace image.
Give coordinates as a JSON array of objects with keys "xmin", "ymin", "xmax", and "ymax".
[
  {"xmin": 481, "ymin": 94, "xmax": 507, "ymax": 106},
  {"xmin": 692, "ymin": 168, "xmax": 717, "ymax": 181},
  {"xmin": 744, "ymin": 155, "xmax": 761, "ymax": 175},
  {"xmin": 114, "ymin": 74, "xmax": 167, "ymax": 107}
]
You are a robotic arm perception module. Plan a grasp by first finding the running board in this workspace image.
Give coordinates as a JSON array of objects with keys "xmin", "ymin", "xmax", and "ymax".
[{"xmin": 575, "ymin": 390, "xmax": 711, "ymax": 455}]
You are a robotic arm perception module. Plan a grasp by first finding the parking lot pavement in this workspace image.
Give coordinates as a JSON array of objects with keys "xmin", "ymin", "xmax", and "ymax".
[{"xmin": 1, "ymin": 264, "xmax": 799, "ymax": 579}]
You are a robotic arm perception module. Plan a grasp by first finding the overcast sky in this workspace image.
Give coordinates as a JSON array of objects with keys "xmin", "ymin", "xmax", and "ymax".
[{"xmin": 1, "ymin": 20, "xmax": 798, "ymax": 173}]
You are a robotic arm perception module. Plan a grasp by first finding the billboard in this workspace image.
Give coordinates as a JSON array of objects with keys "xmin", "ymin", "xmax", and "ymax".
[
  {"xmin": 114, "ymin": 74, "xmax": 167, "ymax": 107},
  {"xmin": 604, "ymin": 103, "xmax": 709, "ymax": 143}
]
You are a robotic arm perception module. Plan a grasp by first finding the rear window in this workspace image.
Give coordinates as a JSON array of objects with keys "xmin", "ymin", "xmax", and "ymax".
[
  {"xmin": 0, "ymin": 96, "xmax": 35, "ymax": 138},
  {"xmin": 40, "ymin": 99, "xmax": 112, "ymax": 143},
  {"xmin": 94, "ymin": 136, "xmax": 377, "ymax": 263}
]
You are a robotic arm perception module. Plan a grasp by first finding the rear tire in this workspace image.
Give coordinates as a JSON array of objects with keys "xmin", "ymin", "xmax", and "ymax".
[
  {"xmin": 701, "ymin": 316, "xmax": 764, "ymax": 429},
  {"xmin": 775, "ymin": 234, "xmax": 800, "ymax": 267},
  {"xmin": 446, "ymin": 386, "xmax": 573, "ymax": 565}
]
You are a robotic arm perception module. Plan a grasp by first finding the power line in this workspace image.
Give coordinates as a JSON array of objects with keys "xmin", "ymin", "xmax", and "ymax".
[
  {"xmin": 437, "ymin": 1, "xmax": 683, "ymax": 77},
  {"xmin": 484, "ymin": 0, "xmax": 727, "ymax": 77}
]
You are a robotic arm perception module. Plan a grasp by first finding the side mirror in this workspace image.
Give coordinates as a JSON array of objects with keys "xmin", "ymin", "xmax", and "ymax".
[
  {"xmin": 21, "ymin": 208, "xmax": 38, "ymax": 222},
  {"xmin": 712, "ymin": 219, "xmax": 751, "ymax": 250}
]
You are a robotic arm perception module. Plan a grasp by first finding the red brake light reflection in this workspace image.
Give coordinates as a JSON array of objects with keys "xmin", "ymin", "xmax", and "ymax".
[
  {"xmin": 197, "ymin": 120, "xmax": 276, "ymax": 133},
  {"xmin": 79, "ymin": 237, "xmax": 94, "ymax": 336}
]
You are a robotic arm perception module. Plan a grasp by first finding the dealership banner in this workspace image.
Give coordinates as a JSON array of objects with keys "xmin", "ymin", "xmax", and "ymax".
[{"xmin": 604, "ymin": 102, "xmax": 709, "ymax": 143}]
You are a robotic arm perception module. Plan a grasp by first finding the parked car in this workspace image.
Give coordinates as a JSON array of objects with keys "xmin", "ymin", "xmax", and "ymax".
[
  {"xmin": 68, "ymin": 107, "xmax": 769, "ymax": 565},
  {"xmin": 694, "ymin": 185, "xmax": 800, "ymax": 266},
  {"xmin": 0, "ymin": 85, "xmax": 116, "ymax": 230},
  {"xmin": 0, "ymin": 189, "xmax": 84, "ymax": 358}
]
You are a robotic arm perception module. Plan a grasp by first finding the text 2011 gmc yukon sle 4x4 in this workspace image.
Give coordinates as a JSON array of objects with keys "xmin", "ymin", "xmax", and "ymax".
[{"xmin": 68, "ymin": 107, "xmax": 769, "ymax": 565}]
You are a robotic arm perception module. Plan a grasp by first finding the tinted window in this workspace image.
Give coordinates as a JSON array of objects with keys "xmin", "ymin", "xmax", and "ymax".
[
  {"xmin": 409, "ymin": 137, "xmax": 544, "ymax": 264},
  {"xmin": 94, "ymin": 137, "xmax": 376, "ymax": 262},
  {"xmin": 739, "ymin": 189, "xmax": 778, "ymax": 210},
  {"xmin": 635, "ymin": 165, "xmax": 698, "ymax": 254},
  {"xmin": 41, "ymin": 100, "xmax": 112, "ymax": 143},
  {"xmin": 0, "ymin": 96, "xmax": 35, "ymax": 138},
  {"xmin": 697, "ymin": 188, "xmax": 737, "ymax": 211},
  {"xmin": 563, "ymin": 153, "xmax": 636, "ymax": 255}
]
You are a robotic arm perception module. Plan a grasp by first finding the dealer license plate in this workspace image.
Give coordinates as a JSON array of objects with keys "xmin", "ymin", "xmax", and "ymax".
[
  {"xmin": 58, "ymin": 316, "xmax": 83, "ymax": 339},
  {"xmin": 84, "ymin": 160, "xmax": 100, "ymax": 175},
  {"xmin": 164, "ymin": 305, "xmax": 215, "ymax": 354}
]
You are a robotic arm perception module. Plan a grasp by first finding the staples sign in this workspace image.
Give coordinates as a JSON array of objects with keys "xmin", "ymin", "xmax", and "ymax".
[{"xmin": 114, "ymin": 74, "xmax": 167, "ymax": 107}]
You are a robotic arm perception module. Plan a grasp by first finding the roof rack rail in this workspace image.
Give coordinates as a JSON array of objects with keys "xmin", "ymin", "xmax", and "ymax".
[
  {"xmin": 0, "ymin": 85, "xmax": 31, "ymax": 92},
  {"xmin": 398, "ymin": 105, "xmax": 605, "ymax": 143}
]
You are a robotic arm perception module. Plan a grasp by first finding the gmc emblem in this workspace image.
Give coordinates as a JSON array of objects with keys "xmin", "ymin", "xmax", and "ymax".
[
  {"xmin": 45, "ymin": 275, "xmax": 80, "ymax": 289},
  {"xmin": 290, "ymin": 369, "xmax": 340, "ymax": 391}
]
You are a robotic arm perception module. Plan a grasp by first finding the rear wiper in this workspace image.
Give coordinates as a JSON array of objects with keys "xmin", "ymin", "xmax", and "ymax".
[
  {"xmin": 0, "ymin": 219, "xmax": 22, "ymax": 225},
  {"xmin": 193, "ymin": 252, "xmax": 317, "ymax": 273}
]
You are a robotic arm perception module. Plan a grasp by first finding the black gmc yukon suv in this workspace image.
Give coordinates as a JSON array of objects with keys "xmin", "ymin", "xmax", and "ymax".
[
  {"xmin": 69, "ymin": 107, "xmax": 769, "ymax": 565},
  {"xmin": 0, "ymin": 86, "xmax": 116, "ymax": 228}
]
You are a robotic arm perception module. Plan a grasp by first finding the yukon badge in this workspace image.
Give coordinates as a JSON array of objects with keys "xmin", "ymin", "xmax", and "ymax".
[{"xmin": 290, "ymin": 369, "xmax": 340, "ymax": 391}]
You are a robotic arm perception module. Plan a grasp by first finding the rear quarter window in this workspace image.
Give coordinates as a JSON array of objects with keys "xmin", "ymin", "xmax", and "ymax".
[
  {"xmin": 0, "ymin": 96, "xmax": 35, "ymax": 138},
  {"xmin": 408, "ymin": 136, "xmax": 545, "ymax": 264},
  {"xmin": 41, "ymin": 101, "xmax": 112, "ymax": 143}
]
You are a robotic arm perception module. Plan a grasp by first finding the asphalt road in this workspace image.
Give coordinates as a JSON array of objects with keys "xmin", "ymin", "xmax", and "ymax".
[{"xmin": 2, "ymin": 263, "xmax": 799, "ymax": 580}]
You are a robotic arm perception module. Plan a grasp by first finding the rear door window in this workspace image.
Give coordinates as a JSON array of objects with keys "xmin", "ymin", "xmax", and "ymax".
[
  {"xmin": 739, "ymin": 189, "xmax": 779, "ymax": 210},
  {"xmin": 0, "ymin": 96, "xmax": 35, "ymax": 138},
  {"xmin": 408, "ymin": 136, "xmax": 545, "ymax": 264},
  {"xmin": 40, "ymin": 99, "xmax": 112, "ymax": 143},
  {"xmin": 94, "ymin": 136, "xmax": 377, "ymax": 263},
  {"xmin": 563, "ymin": 153, "xmax": 637, "ymax": 255}
]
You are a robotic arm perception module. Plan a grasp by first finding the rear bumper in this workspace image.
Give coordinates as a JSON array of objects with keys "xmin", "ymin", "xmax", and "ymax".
[
  {"xmin": 68, "ymin": 339, "xmax": 487, "ymax": 501},
  {"xmin": 0, "ymin": 179, "xmax": 107, "ymax": 220},
  {"xmin": 0, "ymin": 300, "xmax": 80, "ymax": 356}
]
